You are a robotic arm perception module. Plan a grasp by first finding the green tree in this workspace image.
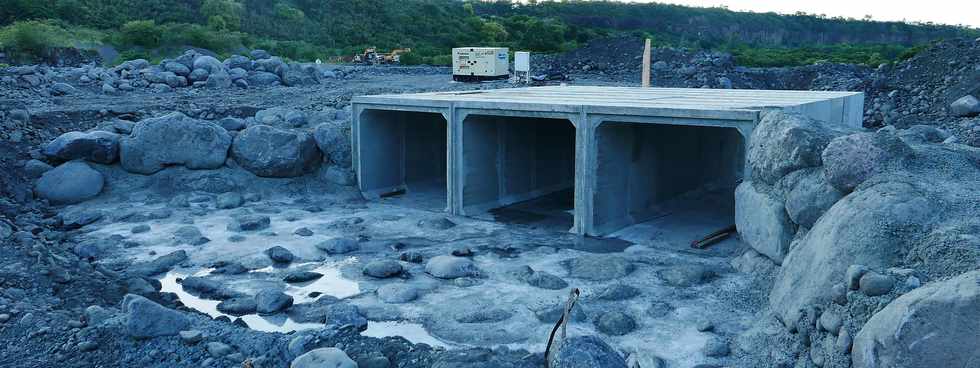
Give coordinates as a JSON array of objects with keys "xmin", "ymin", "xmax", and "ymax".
[
  {"xmin": 202, "ymin": 0, "xmax": 243, "ymax": 31},
  {"xmin": 119, "ymin": 20, "xmax": 161, "ymax": 48}
]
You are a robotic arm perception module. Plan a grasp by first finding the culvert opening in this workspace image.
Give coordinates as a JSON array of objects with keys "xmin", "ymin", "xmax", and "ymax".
[
  {"xmin": 357, "ymin": 109, "xmax": 448, "ymax": 211},
  {"xmin": 461, "ymin": 115, "xmax": 576, "ymax": 231},
  {"xmin": 593, "ymin": 122, "xmax": 745, "ymax": 242}
]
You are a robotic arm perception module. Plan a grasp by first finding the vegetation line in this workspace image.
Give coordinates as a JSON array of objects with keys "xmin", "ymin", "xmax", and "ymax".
[{"xmin": 0, "ymin": 0, "xmax": 976, "ymax": 67}]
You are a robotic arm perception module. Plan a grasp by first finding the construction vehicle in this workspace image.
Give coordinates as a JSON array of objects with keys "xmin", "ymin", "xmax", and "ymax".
[
  {"xmin": 353, "ymin": 47, "xmax": 412, "ymax": 65},
  {"xmin": 353, "ymin": 47, "xmax": 379, "ymax": 64},
  {"xmin": 382, "ymin": 48, "xmax": 412, "ymax": 64}
]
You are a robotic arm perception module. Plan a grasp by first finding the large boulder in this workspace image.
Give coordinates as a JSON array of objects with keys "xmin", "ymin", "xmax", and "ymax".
[
  {"xmin": 231, "ymin": 125, "xmax": 320, "ymax": 177},
  {"xmin": 313, "ymin": 121, "xmax": 352, "ymax": 168},
  {"xmin": 822, "ymin": 131, "xmax": 913, "ymax": 193},
  {"xmin": 549, "ymin": 335, "xmax": 628, "ymax": 368},
  {"xmin": 250, "ymin": 50, "xmax": 271, "ymax": 60},
  {"xmin": 747, "ymin": 111, "xmax": 844, "ymax": 185},
  {"xmin": 192, "ymin": 55, "xmax": 224, "ymax": 74},
  {"xmin": 224, "ymin": 55, "xmax": 253, "ymax": 71},
  {"xmin": 949, "ymin": 95, "xmax": 980, "ymax": 117},
  {"xmin": 769, "ymin": 181, "xmax": 937, "ymax": 323},
  {"xmin": 205, "ymin": 70, "xmax": 232, "ymax": 88},
  {"xmin": 784, "ymin": 168, "xmax": 844, "ymax": 229},
  {"xmin": 315, "ymin": 237, "xmax": 360, "ymax": 254},
  {"xmin": 281, "ymin": 64, "xmax": 318, "ymax": 86},
  {"xmin": 852, "ymin": 271, "xmax": 980, "ymax": 368},
  {"xmin": 291, "ymin": 348, "xmax": 356, "ymax": 368},
  {"xmin": 255, "ymin": 57, "xmax": 285, "ymax": 75},
  {"xmin": 43, "ymin": 130, "xmax": 119, "ymax": 164},
  {"xmin": 255, "ymin": 289, "xmax": 293, "ymax": 314},
  {"xmin": 35, "ymin": 161, "xmax": 104, "ymax": 205},
  {"xmin": 122, "ymin": 294, "xmax": 190, "ymax": 339},
  {"xmin": 120, "ymin": 112, "xmax": 232, "ymax": 174},
  {"xmin": 246, "ymin": 71, "xmax": 281, "ymax": 87},
  {"xmin": 735, "ymin": 181, "xmax": 796, "ymax": 263},
  {"xmin": 425, "ymin": 256, "xmax": 480, "ymax": 279},
  {"xmin": 163, "ymin": 61, "xmax": 191, "ymax": 76}
]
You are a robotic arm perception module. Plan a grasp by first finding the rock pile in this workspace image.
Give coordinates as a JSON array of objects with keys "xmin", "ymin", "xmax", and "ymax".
[
  {"xmin": 734, "ymin": 110, "xmax": 980, "ymax": 367},
  {"xmin": 1, "ymin": 48, "xmax": 342, "ymax": 99},
  {"xmin": 27, "ymin": 103, "xmax": 355, "ymax": 206}
]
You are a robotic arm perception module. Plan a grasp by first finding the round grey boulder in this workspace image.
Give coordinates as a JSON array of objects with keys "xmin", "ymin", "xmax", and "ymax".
[
  {"xmin": 119, "ymin": 112, "xmax": 231, "ymax": 175},
  {"xmin": 205, "ymin": 70, "xmax": 232, "ymax": 88},
  {"xmin": 594, "ymin": 311, "xmax": 637, "ymax": 336},
  {"xmin": 822, "ymin": 131, "xmax": 912, "ymax": 193},
  {"xmin": 35, "ymin": 161, "xmax": 104, "ymax": 205},
  {"xmin": 595, "ymin": 284, "xmax": 640, "ymax": 301},
  {"xmin": 163, "ymin": 61, "xmax": 190, "ymax": 76},
  {"xmin": 425, "ymin": 256, "xmax": 479, "ymax": 279},
  {"xmin": 216, "ymin": 297, "xmax": 257, "ymax": 315},
  {"xmin": 376, "ymin": 284, "xmax": 418, "ymax": 304},
  {"xmin": 216, "ymin": 192, "xmax": 244, "ymax": 209},
  {"xmin": 291, "ymin": 348, "xmax": 356, "ymax": 368},
  {"xmin": 853, "ymin": 271, "xmax": 980, "ymax": 368},
  {"xmin": 748, "ymin": 111, "xmax": 843, "ymax": 185},
  {"xmin": 858, "ymin": 272, "xmax": 895, "ymax": 296},
  {"xmin": 224, "ymin": 55, "xmax": 252, "ymax": 71},
  {"xmin": 785, "ymin": 169, "xmax": 844, "ymax": 228},
  {"xmin": 659, "ymin": 265, "xmax": 716, "ymax": 287},
  {"xmin": 550, "ymin": 335, "xmax": 628, "ymax": 368},
  {"xmin": 122, "ymin": 294, "xmax": 190, "ymax": 339},
  {"xmin": 192, "ymin": 55, "xmax": 224, "ymax": 74},
  {"xmin": 227, "ymin": 214, "xmax": 271, "ymax": 232},
  {"xmin": 363, "ymin": 260, "xmax": 403, "ymax": 278},
  {"xmin": 50, "ymin": 82, "xmax": 76, "ymax": 96},
  {"xmin": 24, "ymin": 159, "xmax": 53, "ymax": 178},
  {"xmin": 316, "ymin": 237, "xmax": 360, "ymax": 254},
  {"xmin": 523, "ymin": 271, "xmax": 568, "ymax": 290},
  {"xmin": 254, "ymin": 289, "xmax": 293, "ymax": 314},
  {"xmin": 43, "ymin": 130, "xmax": 119, "ymax": 164},
  {"xmin": 265, "ymin": 246, "xmax": 295, "ymax": 263},
  {"xmin": 188, "ymin": 68, "xmax": 209, "ymax": 82},
  {"xmin": 246, "ymin": 71, "xmax": 281, "ymax": 86},
  {"xmin": 313, "ymin": 121, "xmax": 352, "ymax": 168},
  {"xmin": 949, "ymin": 95, "xmax": 980, "ymax": 117},
  {"xmin": 231, "ymin": 125, "xmax": 320, "ymax": 177}
]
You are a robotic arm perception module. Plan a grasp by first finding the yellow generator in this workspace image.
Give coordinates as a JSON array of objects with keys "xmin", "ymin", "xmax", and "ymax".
[{"xmin": 452, "ymin": 47, "xmax": 509, "ymax": 82}]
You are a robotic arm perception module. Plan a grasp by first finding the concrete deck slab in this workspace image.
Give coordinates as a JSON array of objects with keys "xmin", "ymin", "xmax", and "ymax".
[{"xmin": 352, "ymin": 86, "xmax": 862, "ymax": 236}]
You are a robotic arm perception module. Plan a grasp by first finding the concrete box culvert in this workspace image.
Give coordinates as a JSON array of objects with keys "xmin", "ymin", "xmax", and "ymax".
[
  {"xmin": 592, "ymin": 122, "xmax": 744, "ymax": 235},
  {"xmin": 352, "ymin": 86, "xmax": 863, "ymax": 237},
  {"xmin": 355, "ymin": 109, "xmax": 448, "ymax": 211},
  {"xmin": 460, "ymin": 115, "xmax": 576, "ymax": 218}
]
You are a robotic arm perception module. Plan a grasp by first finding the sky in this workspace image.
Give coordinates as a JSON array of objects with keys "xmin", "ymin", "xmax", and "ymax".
[{"xmin": 630, "ymin": 0, "xmax": 980, "ymax": 28}]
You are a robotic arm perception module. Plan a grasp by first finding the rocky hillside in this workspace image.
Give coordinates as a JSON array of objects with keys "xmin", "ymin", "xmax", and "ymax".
[{"xmin": 538, "ymin": 36, "xmax": 980, "ymax": 133}]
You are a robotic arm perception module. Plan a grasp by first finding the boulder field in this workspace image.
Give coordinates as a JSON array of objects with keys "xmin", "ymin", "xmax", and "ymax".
[
  {"xmin": 32, "ymin": 107, "xmax": 355, "ymax": 205},
  {"xmin": 732, "ymin": 110, "xmax": 980, "ymax": 367}
]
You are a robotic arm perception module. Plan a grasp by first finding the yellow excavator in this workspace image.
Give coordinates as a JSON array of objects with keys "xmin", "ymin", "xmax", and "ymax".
[{"xmin": 353, "ymin": 48, "xmax": 411, "ymax": 64}]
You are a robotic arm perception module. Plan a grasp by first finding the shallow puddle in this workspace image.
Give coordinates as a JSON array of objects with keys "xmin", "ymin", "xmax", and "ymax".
[
  {"xmin": 158, "ymin": 259, "xmax": 362, "ymax": 333},
  {"xmin": 258, "ymin": 259, "xmax": 361, "ymax": 303}
]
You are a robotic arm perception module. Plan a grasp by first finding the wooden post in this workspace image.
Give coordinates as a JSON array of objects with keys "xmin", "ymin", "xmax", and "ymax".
[{"xmin": 641, "ymin": 38, "xmax": 651, "ymax": 87}]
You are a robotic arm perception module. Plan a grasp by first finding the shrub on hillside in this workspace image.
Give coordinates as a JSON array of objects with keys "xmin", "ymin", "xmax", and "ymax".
[
  {"xmin": 120, "ymin": 20, "xmax": 161, "ymax": 48},
  {"xmin": 0, "ymin": 20, "xmax": 71, "ymax": 55}
]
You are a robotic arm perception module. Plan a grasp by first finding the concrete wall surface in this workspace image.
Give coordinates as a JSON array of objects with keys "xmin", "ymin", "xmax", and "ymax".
[{"xmin": 352, "ymin": 86, "xmax": 863, "ymax": 236}]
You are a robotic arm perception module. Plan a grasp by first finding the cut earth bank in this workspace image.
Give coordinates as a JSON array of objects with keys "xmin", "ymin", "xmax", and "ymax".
[{"xmin": 16, "ymin": 101, "xmax": 980, "ymax": 368}]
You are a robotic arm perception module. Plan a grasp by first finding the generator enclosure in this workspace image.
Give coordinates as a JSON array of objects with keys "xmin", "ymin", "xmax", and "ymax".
[{"xmin": 453, "ymin": 47, "xmax": 509, "ymax": 82}]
